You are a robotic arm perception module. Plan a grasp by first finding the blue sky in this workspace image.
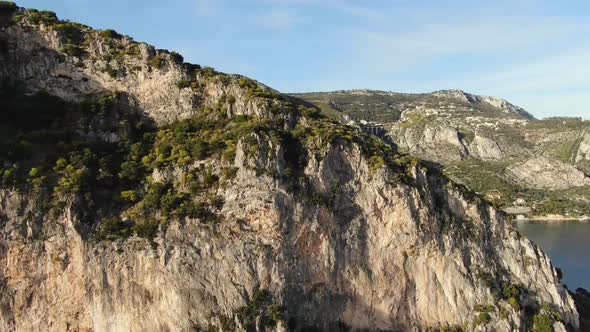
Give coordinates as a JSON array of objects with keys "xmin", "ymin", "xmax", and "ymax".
[{"xmin": 14, "ymin": 0, "xmax": 590, "ymax": 118}]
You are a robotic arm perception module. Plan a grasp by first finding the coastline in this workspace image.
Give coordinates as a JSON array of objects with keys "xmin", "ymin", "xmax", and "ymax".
[{"xmin": 516, "ymin": 215, "xmax": 590, "ymax": 223}]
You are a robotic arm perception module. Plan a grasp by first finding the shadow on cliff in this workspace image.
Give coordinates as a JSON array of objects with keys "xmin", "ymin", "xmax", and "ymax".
[
  {"xmin": 273, "ymin": 142, "xmax": 413, "ymax": 331},
  {"xmin": 0, "ymin": 31, "xmax": 157, "ymax": 241}
]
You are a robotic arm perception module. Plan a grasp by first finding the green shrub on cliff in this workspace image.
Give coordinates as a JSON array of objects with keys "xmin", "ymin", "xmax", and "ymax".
[
  {"xmin": 100, "ymin": 29, "xmax": 121, "ymax": 39},
  {"xmin": 22, "ymin": 9, "xmax": 58, "ymax": 26},
  {"xmin": 53, "ymin": 22, "xmax": 84, "ymax": 43},
  {"xmin": 473, "ymin": 312, "xmax": 492, "ymax": 327},
  {"xmin": 532, "ymin": 313, "xmax": 553, "ymax": 332},
  {"xmin": 148, "ymin": 54, "xmax": 165, "ymax": 69},
  {"xmin": 60, "ymin": 44, "xmax": 84, "ymax": 57}
]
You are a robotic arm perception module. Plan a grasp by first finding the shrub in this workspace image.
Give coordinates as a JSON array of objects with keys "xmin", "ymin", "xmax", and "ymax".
[
  {"xmin": 60, "ymin": 44, "xmax": 84, "ymax": 57},
  {"xmin": 200, "ymin": 66, "xmax": 216, "ymax": 79},
  {"xmin": 123, "ymin": 44, "xmax": 141, "ymax": 57},
  {"xmin": 28, "ymin": 167, "xmax": 41, "ymax": 178},
  {"xmin": 474, "ymin": 304, "xmax": 495, "ymax": 313},
  {"xmin": 300, "ymin": 106, "xmax": 320, "ymax": 119},
  {"xmin": 176, "ymin": 80, "xmax": 191, "ymax": 89},
  {"xmin": 26, "ymin": 166, "xmax": 46, "ymax": 186},
  {"xmin": 53, "ymin": 22, "xmax": 84, "ymax": 43},
  {"xmin": 502, "ymin": 283, "xmax": 523, "ymax": 300},
  {"xmin": 25, "ymin": 9, "xmax": 59, "ymax": 26},
  {"xmin": 105, "ymin": 64, "xmax": 118, "ymax": 78},
  {"xmin": 169, "ymin": 51, "xmax": 183, "ymax": 64},
  {"xmin": 532, "ymin": 313, "xmax": 553, "ymax": 332},
  {"xmin": 133, "ymin": 219, "xmax": 159, "ymax": 238},
  {"xmin": 100, "ymin": 29, "xmax": 121, "ymax": 39},
  {"xmin": 148, "ymin": 54, "xmax": 165, "ymax": 69},
  {"xmin": 507, "ymin": 297, "xmax": 519, "ymax": 310},
  {"xmin": 98, "ymin": 216, "xmax": 132, "ymax": 239},
  {"xmin": 473, "ymin": 312, "xmax": 492, "ymax": 327},
  {"xmin": 120, "ymin": 190, "xmax": 138, "ymax": 203},
  {"xmin": 369, "ymin": 155, "xmax": 385, "ymax": 173},
  {"xmin": 235, "ymin": 289, "xmax": 283, "ymax": 330}
]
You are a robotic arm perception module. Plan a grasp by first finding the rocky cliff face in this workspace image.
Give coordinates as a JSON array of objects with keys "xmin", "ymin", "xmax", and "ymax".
[
  {"xmin": 508, "ymin": 157, "xmax": 590, "ymax": 190},
  {"xmin": 431, "ymin": 90, "xmax": 533, "ymax": 119},
  {"xmin": 0, "ymin": 5, "xmax": 581, "ymax": 332},
  {"xmin": 576, "ymin": 131, "xmax": 590, "ymax": 163},
  {"xmin": 0, "ymin": 149, "xmax": 579, "ymax": 332},
  {"xmin": 0, "ymin": 10, "xmax": 278, "ymax": 125}
]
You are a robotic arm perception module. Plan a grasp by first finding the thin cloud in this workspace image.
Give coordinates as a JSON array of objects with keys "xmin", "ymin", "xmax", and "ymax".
[
  {"xmin": 258, "ymin": 0, "xmax": 386, "ymax": 20},
  {"xmin": 256, "ymin": 9, "xmax": 300, "ymax": 30},
  {"xmin": 355, "ymin": 14, "xmax": 590, "ymax": 73},
  {"xmin": 194, "ymin": 0, "xmax": 219, "ymax": 16}
]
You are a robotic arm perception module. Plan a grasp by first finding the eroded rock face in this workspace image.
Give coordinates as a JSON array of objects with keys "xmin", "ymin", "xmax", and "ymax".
[
  {"xmin": 576, "ymin": 132, "xmax": 590, "ymax": 163},
  {"xmin": 396, "ymin": 123, "xmax": 468, "ymax": 163},
  {"xmin": 508, "ymin": 157, "xmax": 590, "ymax": 190},
  {"xmin": 0, "ymin": 144, "xmax": 579, "ymax": 331},
  {"xmin": 432, "ymin": 89, "xmax": 533, "ymax": 119},
  {"xmin": 0, "ymin": 22, "xmax": 278, "ymax": 125},
  {"xmin": 469, "ymin": 133, "xmax": 504, "ymax": 161}
]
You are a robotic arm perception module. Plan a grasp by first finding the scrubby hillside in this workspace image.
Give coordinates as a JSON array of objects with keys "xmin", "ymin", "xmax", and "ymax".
[
  {"xmin": 0, "ymin": 3, "xmax": 581, "ymax": 331},
  {"xmin": 294, "ymin": 90, "xmax": 590, "ymax": 218}
]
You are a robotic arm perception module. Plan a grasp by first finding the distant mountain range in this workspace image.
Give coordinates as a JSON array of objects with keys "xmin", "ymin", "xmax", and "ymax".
[{"xmin": 293, "ymin": 89, "xmax": 590, "ymax": 217}]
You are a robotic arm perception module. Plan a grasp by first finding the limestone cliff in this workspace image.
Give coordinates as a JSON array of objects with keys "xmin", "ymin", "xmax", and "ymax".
[
  {"xmin": 576, "ymin": 131, "xmax": 590, "ymax": 163},
  {"xmin": 0, "ymin": 4, "xmax": 581, "ymax": 332}
]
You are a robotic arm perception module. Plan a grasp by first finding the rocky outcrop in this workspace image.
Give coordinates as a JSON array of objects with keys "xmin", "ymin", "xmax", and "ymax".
[
  {"xmin": 468, "ymin": 133, "xmax": 504, "ymax": 160},
  {"xmin": 432, "ymin": 89, "xmax": 534, "ymax": 119},
  {"xmin": 396, "ymin": 123, "xmax": 468, "ymax": 163},
  {"xmin": 508, "ymin": 157, "xmax": 590, "ymax": 190},
  {"xmin": 0, "ymin": 16, "xmax": 278, "ymax": 125},
  {"xmin": 576, "ymin": 131, "xmax": 590, "ymax": 163}
]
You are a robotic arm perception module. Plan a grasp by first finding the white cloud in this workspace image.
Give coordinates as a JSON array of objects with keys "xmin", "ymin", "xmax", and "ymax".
[
  {"xmin": 257, "ymin": 9, "xmax": 300, "ymax": 30},
  {"xmin": 257, "ymin": 0, "xmax": 386, "ymax": 20},
  {"xmin": 357, "ymin": 15, "xmax": 590, "ymax": 73},
  {"xmin": 194, "ymin": 0, "xmax": 218, "ymax": 16},
  {"xmin": 513, "ymin": 93, "xmax": 590, "ymax": 118},
  {"xmin": 475, "ymin": 49, "xmax": 590, "ymax": 94}
]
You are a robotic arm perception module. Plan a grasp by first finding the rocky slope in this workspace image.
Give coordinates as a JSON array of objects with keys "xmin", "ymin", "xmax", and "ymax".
[
  {"xmin": 0, "ymin": 3, "xmax": 582, "ymax": 332},
  {"xmin": 293, "ymin": 91, "xmax": 590, "ymax": 217}
]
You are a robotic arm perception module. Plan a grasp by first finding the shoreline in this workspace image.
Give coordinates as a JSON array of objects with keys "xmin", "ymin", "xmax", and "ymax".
[{"xmin": 516, "ymin": 216, "xmax": 590, "ymax": 223}]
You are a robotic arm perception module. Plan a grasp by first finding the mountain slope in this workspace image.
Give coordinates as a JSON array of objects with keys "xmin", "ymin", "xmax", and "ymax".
[
  {"xmin": 0, "ymin": 3, "xmax": 580, "ymax": 331},
  {"xmin": 294, "ymin": 90, "xmax": 590, "ymax": 217}
]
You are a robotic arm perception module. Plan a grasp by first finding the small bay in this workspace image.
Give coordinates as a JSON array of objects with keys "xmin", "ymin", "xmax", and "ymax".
[{"xmin": 516, "ymin": 221, "xmax": 590, "ymax": 290}]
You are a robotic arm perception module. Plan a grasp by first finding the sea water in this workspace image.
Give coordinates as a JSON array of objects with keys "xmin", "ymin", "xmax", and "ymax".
[{"xmin": 516, "ymin": 221, "xmax": 590, "ymax": 290}]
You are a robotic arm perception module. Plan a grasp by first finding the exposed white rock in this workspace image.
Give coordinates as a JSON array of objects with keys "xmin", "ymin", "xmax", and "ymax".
[
  {"xmin": 508, "ymin": 156, "xmax": 590, "ymax": 190},
  {"xmin": 468, "ymin": 132, "xmax": 504, "ymax": 160},
  {"xmin": 432, "ymin": 89, "xmax": 533, "ymax": 119},
  {"xmin": 576, "ymin": 131, "xmax": 590, "ymax": 163},
  {"xmin": 394, "ymin": 122, "xmax": 468, "ymax": 163}
]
